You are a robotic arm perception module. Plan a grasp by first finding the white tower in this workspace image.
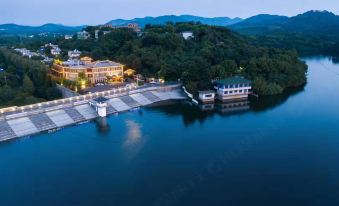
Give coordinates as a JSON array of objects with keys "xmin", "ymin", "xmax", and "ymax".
[{"xmin": 89, "ymin": 97, "xmax": 108, "ymax": 117}]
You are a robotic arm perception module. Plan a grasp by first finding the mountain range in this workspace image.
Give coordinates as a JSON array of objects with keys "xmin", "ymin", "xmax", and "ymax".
[
  {"xmin": 230, "ymin": 10, "xmax": 339, "ymax": 36},
  {"xmin": 0, "ymin": 23, "xmax": 84, "ymax": 35},
  {"xmin": 106, "ymin": 15, "xmax": 243, "ymax": 27},
  {"xmin": 1, "ymin": 10, "xmax": 339, "ymax": 37}
]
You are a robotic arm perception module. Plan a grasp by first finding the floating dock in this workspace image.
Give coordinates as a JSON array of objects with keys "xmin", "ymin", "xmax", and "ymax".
[{"xmin": 0, "ymin": 85, "xmax": 186, "ymax": 142}]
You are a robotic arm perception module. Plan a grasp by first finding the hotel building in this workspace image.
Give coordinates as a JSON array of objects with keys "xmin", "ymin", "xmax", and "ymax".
[{"xmin": 51, "ymin": 57, "xmax": 124, "ymax": 84}]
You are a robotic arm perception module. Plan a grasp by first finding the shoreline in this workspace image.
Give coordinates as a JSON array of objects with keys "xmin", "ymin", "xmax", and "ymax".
[{"xmin": 0, "ymin": 85, "xmax": 187, "ymax": 143}]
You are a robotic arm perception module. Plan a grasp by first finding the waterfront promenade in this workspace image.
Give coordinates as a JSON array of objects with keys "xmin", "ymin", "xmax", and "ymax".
[{"xmin": 0, "ymin": 84, "xmax": 187, "ymax": 142}]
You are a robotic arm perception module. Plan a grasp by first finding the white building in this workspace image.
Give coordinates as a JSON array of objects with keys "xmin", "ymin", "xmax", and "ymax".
[
  {"xmin": 51, "ymin": 47, "xmax": 61, "ymax": 56},
  {"xmin": 198, "ymin": 91, "xmax": 215, "ymax": 103},
  {"xmin": 64, "ymin": 35, "xmax": 73, "ymax": 40},
  {"xmin": 44, "ymin": 43, "xmax": 57, "ymax": 48},
  {"xmin": 214, "ymin": 76, "xmax": 252, "ymax": 101},
  {"xmin": 182, "ymin": 31, "xmax": 194, "ymax": 40},
  {"xmin": 103, "ymin": 31, "xmax": 112, "ymax": 35},
  {"xmin": 14, "ymin": 48, "xmax": 39, "ymax": 59},
  {"xmin": 95, "ymin": 30, "xmax": 100, "ymax": 39},
  {"xmin": 77, "ymin": 31, "xmax": 90, "ymax": 40},
  {"xmin": 68, "ymin": 49, "xmax": 81, "ymax": 59}
]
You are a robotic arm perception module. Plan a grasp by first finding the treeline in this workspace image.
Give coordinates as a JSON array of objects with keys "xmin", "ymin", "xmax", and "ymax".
[
  {"xmin": 0, "ymin": 48, "xmax": 61, "ymax": 107},
  {"xmin": 57, "ymin": 23, "xmax": 306, "ymax": 95},
  {"xmin": 249, "ymin": 32, "xmax": 339, "ymax": 57}
]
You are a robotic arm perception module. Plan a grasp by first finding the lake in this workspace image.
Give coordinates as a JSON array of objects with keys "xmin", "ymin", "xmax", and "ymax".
[{"xmin": 0, "ymin": 57, "xmax": 339, "ymax": 206}]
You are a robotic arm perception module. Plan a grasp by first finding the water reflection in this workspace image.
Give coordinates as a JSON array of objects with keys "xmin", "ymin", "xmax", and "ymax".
[
  {"xmin": 199, "ymin": 103, "xmax": 215, "ymax": 111},
  {"xmin": 95, "ymin": 117, "xmax": 110, "ymax": 133},
  {"xmin": 147, "ymin": 84, "xmax": 305, "ymax": 127},
  {"xmin": 123, "ymin": 120, "xmax": 145, "ymax": 160},
  {"xmin": 215, "ymin": 100, "xmax": 250, "ymax": 114},
  {"xmin": 250, "ymin": 85, "xmax": 305, "ymax": 112},
  {"xmin": 125, "ymin": 120, "xmax": 142, "ymax": 144},
  {"xmin": 330, "ymin": 56, "xmax": 339, "ymax": 64}
]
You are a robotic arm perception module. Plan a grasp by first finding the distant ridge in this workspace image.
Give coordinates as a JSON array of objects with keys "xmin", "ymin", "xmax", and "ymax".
[
  {"xmin": 106, "ymin": 15, "xmax": 243, "ymax": 27},
  {"xmin": 2, "ymin": 10, "xmax": 339, "ymax": 36},
  {"xmin": 0, "ymin": 23, "xmax": 84, "ymax": 35},
  {"xmin": 229, "ymin": 10, "xmax": 339, "ymax": 35}
]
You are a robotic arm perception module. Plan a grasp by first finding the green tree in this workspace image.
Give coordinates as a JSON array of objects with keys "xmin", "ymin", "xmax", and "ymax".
[{"xmin": 23, "ymin": 75, "xmax": 35, "ymax": 95}]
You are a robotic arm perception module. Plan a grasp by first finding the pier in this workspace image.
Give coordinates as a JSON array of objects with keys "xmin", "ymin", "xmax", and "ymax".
[{"xmin": 0, "ymin": 84, "xmax": 187, "ymax": 142}]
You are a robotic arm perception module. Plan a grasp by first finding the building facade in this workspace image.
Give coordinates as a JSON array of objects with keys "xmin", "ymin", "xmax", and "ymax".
[
  {"xmin": 182, "ymin": 31, "xmax": 194, "ymax": 40},
  {"xmin": 103, "ymin": 23, "xmax": 141, "ymax": 33},
  {"xmin": 51, "ymin": 47, "xmax": 61, "ymax": 56},
  {"xmin": 51, "ymin": 57, "xmax": 124, "ymax": 84},
  {"xmin": 198, "ymin": 91, "xmax": 215, "ymax": 103},
  {"xmin": 77, "ymin": 31, "xmax": 90, "ymax": 40},
  {"xmin": 214, "ymin": 76, "xmax": 252, "ymax": 101},
  {"xmin": 68, "ymin": 49, "xmax": 81, "ymax": 59}
]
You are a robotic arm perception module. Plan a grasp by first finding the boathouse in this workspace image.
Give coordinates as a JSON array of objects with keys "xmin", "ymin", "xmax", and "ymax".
[{"xmin": 214, "ymin": 76, "xmax": 252, "ymax": 101}]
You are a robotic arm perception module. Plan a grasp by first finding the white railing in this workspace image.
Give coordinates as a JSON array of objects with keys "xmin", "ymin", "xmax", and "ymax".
[{"xmin": 1, "ymin": 84, "xmax": 183, "ymax": 120}]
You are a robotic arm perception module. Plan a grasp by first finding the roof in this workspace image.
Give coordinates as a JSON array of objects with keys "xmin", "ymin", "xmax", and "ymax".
[
  {"xmin": 68, "ymin": 49, "xmax": 81, "ymax": 54},
  {"xmin": 94, "ymin": 97, "xmax": 109, "ymax": 103},
  {"xmin": 90, "ymin": 60, "xmax": 122, "ymax": 68},
  {"xmin": 199, "ymin": 90, "xmax": 215, "ymax": 94},
  {"xmin": 124, "ymin": 69, "xmax": 136, "ymax": 75},
  {"xmin": 80, "ymin": 56, "xmax": 93, "ymax": 61},
  {"xmin": 51, "ymin": 48, "xmax": 61, "ymax": 51},
  {"xmin": 215, "ymin": 76, "xmax": 251, "ymax": 85}
]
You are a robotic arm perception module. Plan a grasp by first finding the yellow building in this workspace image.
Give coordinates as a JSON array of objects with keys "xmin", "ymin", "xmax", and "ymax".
[
  {"xmin": 124, "ymin": 68, "xmax": 136, "ymax": 76},
  {"xmin": 51, "ymin": 57, "xmax": 124, "ymax": 84}
]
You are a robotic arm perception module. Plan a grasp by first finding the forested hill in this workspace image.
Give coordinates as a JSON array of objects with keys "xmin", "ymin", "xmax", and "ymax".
[
  {"xmin": 0, "ymin": 48, "xmax": 61, "ymax": 107},
  {"xmin": 229, "ymin": 10, "xmax": 339, "ymax": 56},
  {"xmin": 230, "ymin": 10, "xmax": 339, "ymax": 36},
  {"xmin": 57, "ymin": 23, "xmax": 307, "ymax": 96}
]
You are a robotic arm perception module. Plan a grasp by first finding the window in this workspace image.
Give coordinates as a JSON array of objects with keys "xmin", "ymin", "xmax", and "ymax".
[
  {"xmin": 205, "ymin": 94, "xmax": 212, "ymax": 98},
  {"xmin": 230, "ymin": 84, "xmax": 234, "ymax": 88},
  {"xmin": 239, "ymin": 90, "xmax": 243, "ymax": 93},
  {"xmin": 229, "ymin": 91, "xmax": 233, "ymax": 94},
  {"xmin": 234, "ymin": 90, "xmax": 238, "ymax": 93},
  {"xmin": 224, "ymin": 91, "xmax": 228, "ymax": 95}
]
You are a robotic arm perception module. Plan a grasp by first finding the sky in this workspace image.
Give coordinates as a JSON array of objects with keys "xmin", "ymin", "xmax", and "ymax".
[{"xmin": 1, "ymin": 0, "xmax": 339, "ymax": 26}]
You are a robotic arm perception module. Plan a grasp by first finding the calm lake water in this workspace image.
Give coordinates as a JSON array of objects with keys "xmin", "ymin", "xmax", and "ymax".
[{"xmin": 1, "ymin": 57, "xmax": 339, "ymax": 206}]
